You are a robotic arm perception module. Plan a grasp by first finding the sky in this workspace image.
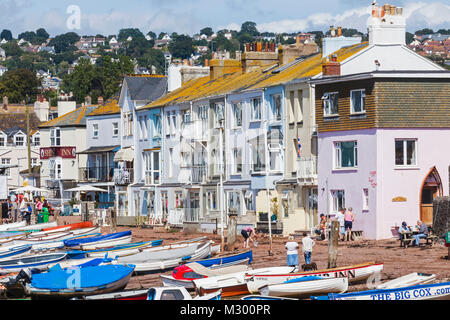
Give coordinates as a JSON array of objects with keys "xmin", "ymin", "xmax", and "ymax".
[{"xmin": 1, "ymin": 0, "xmax": 449, "ymax": 37}]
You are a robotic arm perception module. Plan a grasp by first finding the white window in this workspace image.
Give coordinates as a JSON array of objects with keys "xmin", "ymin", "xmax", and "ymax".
[
  {"xmin": 334, "ymin": 141, "xmax": 357, "ymax": 169},
  {"xmin": 1, "ymin": 158, "xmax": 10, "ymax": 176},
  {"xmin": 350, "ymin": 89, "xmax": 366, "ymax": 114},
  {"xmin": 153, "ymin": 114, "xmax": 161, "ymax": 137},
  {"xmin": 175, "ymin": 192, "xmax": 184, "ymax": 209},
  {"xmin": 271, "ymin": 94, "xmax": 282, "ymax": 121},
  {"xmin": 214, "ymin": 103, "xmax": 224, "ymax": 128},
  {"xmin": 168, "ymin": 148, "xmax": 173, "ymax": 178},
  {"xmin": 232, "ymin": 148, "xmax": 242, "ymax": 174},
  {"xmin": 205, "ymin": 190, "xmax": 217, "ymax": 211},
  {"xmin": 250, "ymin": 98, "xmax": 262, "ymax": 121},
  {"xmin": 33, "ymin": 134, "xmax": 40, "ymax": 146},
  {"xmin": 244, "ymin": 190, "xmax": 254, "ymax": 212},
  {"xmin": 395, "ymin": 139, "xmax": 417, "ymax": 167},
  {"xmin": 144, "ymin": 151, "xmax": 160, "ymax": 185},
  {"xmin": 322, "ymin": 92, "xmax": 339, "ymax": 117},
  {"xmin": 165, "ymin": 112, "xmax": 171, "ymax": 136},
  {"xmin": 269, "ymin": 144, "xmax": 283, "ymax": 172},
  {"xmin": 232, "ymin": 102, "xmax": 242, "ymax": 128},
  {"xmin": 112, "ymin": 122, "xmax": 119, "ymax": 136},
  {"xmin": 362, "ymin": 188, "xmax": 369, "ymax": 211},
  {"xmin": 182, "ymin": 110, "xmax": 191, "ymax": 126},
  {"xmin": 170, "ymin": 111, "xmax": 177, "ymax": 135},
  {"xmin": 0, "ymin": 135, "xmax": 5, "ymax": 147},
  {"xmin": 227, "ymin": 191, "xmax": 241, "ymax": 215},
  {"xmin": 49, "ymin": 158, "xmax": 62, "ymax": 179},
  {"xmin": 124, "ymin": 112, "xmax": 133, "ymax": 136},
  {"xmin": 144, "ymin": 115, "xmax": 148, "ymax": 139},
  {"xmin": 331, "ymin": 190, "xmax": 345, "ymax": 214},
  {"xmin": 251, "ymin": 138, "xmax": 266, "ymax": 173},
  {"xmin": 31, "ymin": 158, "xmax": 38, "ymax": 167},
  {"xmin": 50, "ymin": 128, "xmax": 61, "ymax": 146},
  {"xmin": 15, "ymin": 134, "xmax": 25, "ymax": 146},
  {"xmin": 93, "ymin": 124, "xmax": 99, "ymax": 138}
]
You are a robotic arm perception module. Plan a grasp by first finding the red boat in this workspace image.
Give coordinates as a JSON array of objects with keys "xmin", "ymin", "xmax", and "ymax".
[{"xmin": 43, "ymin": 221, "xmax": 93, "ymax": 232}]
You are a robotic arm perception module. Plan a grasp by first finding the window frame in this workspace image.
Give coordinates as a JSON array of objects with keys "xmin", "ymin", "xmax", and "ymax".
[
  {"xmin": 271, "ymin": 94, "xmax": 282, "ymax": 121},
  {"xmin": 323, "ymin": 92, "xmax": 339, "ymax": 117},
  {"xmin": 250, "ymin": 98, "xmax": 262, "ymax": 122},
  {"xmin": 395, "ymin": 139, "xmax": 417, "ymax": 167},
  {"xmin": 232, "ymin": 102, "xmax": 242, "ymax": 129},
  {"xmin": 350, "ymin": 89, "xmax": 366, "ymax": 114},
  {"xmin": 50, "ymin": 127, "xmax": 61, "ymax": 146},
  {"xmin": 334, "ymin": 141, "xmax": 358, "ymax": 169},
  {"xmin": 112, "ymin": 122, "xmax": 119, "ymax": 137},
  {"xmin": 331, "ymin": 190, "xmax": 345, "ymax": 214},
  {"xmin": 92, "ymin": 123, "xmax": 99, "ymax": 139}
]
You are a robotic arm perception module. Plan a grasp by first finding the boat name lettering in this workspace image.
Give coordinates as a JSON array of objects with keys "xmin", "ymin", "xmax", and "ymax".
[{"xmin": 368, "ymin": 287, "xmax": 450, "ymax": 300}]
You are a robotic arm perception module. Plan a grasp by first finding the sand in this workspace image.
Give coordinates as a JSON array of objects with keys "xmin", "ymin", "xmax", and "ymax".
[{"xmin": 106, "ymin": 226, "xmax": 450, "ymax": 296}]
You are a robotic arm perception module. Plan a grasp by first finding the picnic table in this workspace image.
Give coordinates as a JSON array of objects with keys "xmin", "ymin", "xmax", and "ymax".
[{"xmin": 399, "ymin": 227, "xmax": 438, "ymax": 248}]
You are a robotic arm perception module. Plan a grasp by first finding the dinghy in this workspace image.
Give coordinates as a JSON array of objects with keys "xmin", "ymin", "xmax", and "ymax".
[
  {"xmin": 63, "ymin": 231, "xmax": 132, "ymax": 249},
  {"xmin": 311, "ymin": 281, "xmax": 450, "ymax": 300},
  {"xmin": 0, "ymin": 245, "xmax": 32, "ymax": 260},
  {"xmin": 115, "ymin": 241, "xmax": 213, "ymax": 274},
  {"xmin": 246, "ymin": 262, "xmax": 383, "ymax": 293},
  {"xmin": 43, "ymin": 221, "xmax": 93, "ymax": 232},
  {"xmin": 376, "ymin": 273, "xmax": 436, "ymax": 289},
  {"xmin": 15, "ymin": 222, "xmax": 58, "ymax": 231},
  {"xmin": 161, "ymin": 261, "xmax": 251, "ymax": 289},
  {"xmin": 25, "ymin": 264, "xmax": 135, "ymax": 299},
  {"xmin": 81, "ymin": 289, "xmax": 149, "ymax": 300},
  {"xmin": 0, "ymin": 221, "xmax": 26, "ymax": 232},
  {"xmin": 259, "ymin": 276, "xmax": 348, "ymax": 298},
  {"xmin": 0, "ymin": 252, "xmax": 67, "ymax": 274},
  {"xmin": 241, "ymin": 295, "xmax": 298, "ymax": 300},
  {"xmin": 65, "ymin": 240, "xmax": 163, "ymax": 259}
]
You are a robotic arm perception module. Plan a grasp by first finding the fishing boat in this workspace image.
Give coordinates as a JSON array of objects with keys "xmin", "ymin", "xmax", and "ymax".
[
  {"xmin": 42, "ymin": 221, "xmax": 93, "ymax": 232},
  {"xmin": 0, "ymin": 221, "xmax": 26, "ymax": 232},
  {"xmin": 65, "ymin": 240, "xmax": 163, "ymax": 259},
  {"xmin": 376, "ymin": 273, "xmax": 436, "ymax": 289},
  {"xmin": 246, "ymin": 262, "xmax": 383, "ymax": 294},
  {"xmin": 115, "ymin": 241, "xmax": 213, "ymax": 274},
  {"xmin": 25, "ymin": 264, "xmax": 135, "ymax": 299},
  {"xmin": 311, "ymin": 281, "xmax": 450, "ymax": 300},
  {"xmin": 0, "ymin": 252, "xmax": 67, "ymax": 274},
  {"xmin": 0, "ymin": 245, "xmax": 32, "ymax": 260},
  {"xmin": 241, "ymin": 295, "xmax": 299, "ymax": 300},
  {"xmin": 63, "ymin": 231, "xmax": 132, "ymax": 249},
  {"xmin": 161, "ymin": 262, "xmax": 251, "ymax": 289},
  {"xmin": 193, "ymin": 266, "xmax": 287, "ymax": 298},
  {"xmin": 259, "ymin": 276, "xmax": 349, "ymax": 298}
]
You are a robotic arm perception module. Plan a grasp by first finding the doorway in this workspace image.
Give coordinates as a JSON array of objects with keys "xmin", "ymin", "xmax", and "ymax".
[{"xmin": 420, "ymin": 167, "xmax": 443, "ymax": 225}]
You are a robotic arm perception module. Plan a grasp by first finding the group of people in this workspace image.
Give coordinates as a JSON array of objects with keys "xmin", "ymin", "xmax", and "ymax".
[
  {"xmin": 1, "ymin": 194, "xmax": 54, "ymax": 225},
  {"xmin": 314, "ymin": 207, "xmax": 355, "ymax": 242},
  {"xmin": 398, "ymin": 220, "xmax": 429, "ymax": 247}
]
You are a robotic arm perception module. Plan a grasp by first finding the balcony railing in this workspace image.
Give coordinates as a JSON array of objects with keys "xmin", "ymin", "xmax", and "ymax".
[
  {"xmin": 297, "ymin": 157, "xmax": 318, "ymax": 185},
  {"xmin": 114, "ymin": 168, "xmax": 134, "ymax": 185},
  {"xmin": 184, "ymin": 208, "xmax": 199, "ymax": 222},
  {"xmin": 191, "ymin": 166, "xmax": 206, "ymax": 184},
  {"xmin": 79, "ymin": 166, "xmax": 114, "ymax": 183}
]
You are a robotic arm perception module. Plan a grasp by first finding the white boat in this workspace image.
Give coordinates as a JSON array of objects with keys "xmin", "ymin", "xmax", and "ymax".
[
  {"xmin": 312, "ymin": 281, "xmax": 450, "ymax": 300},
  {"xmin": 116, "ymin": 241, "xmax": 213, "ymax": 274},
  {"xmin": 259, "ymin": 276, "xmax": 349, "ymax": 298},
  {"xmin": 0, "ymin": 221, "xmax": 26, "ymax": 231},
  {"xmin": 15, "ymin": 222, "xmax": 58, "ymax": 231},
  {"xmin": 78, "ymin": 235, "xmax": 133, "ymax": 250},
  {"xmin": 376, "ymin": 273, "xmax": 436, "ymax": 289},
  {"xmin": 246, "ymin": 262, "xmax": 383, "ymax": 294},
  {"xmin": 160, "ymin": 262, "xmax": 250, "ymax": 289}
]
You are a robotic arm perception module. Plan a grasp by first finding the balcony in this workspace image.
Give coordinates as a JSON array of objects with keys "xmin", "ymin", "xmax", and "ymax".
[
  {"xmin": 79, "ymin": 166, "xmax": 114, "ymax": 183},
  {"xmin": 297, "ymin": 157, "xmax": 318, "ymax": 185},
  {"xmin": 114, "ymin": 168, "xmax": 134, "ymax": 185}
]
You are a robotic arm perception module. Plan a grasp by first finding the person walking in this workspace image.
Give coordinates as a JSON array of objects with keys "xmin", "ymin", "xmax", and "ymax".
[
  {"xmin": 301, "ymin": 232, "xmax": 315, "ymax": 265},
  {"xmin": 344, "ymin": 207, "xmax": 355, "ymax": 241},
  {"xmin": 285, "ymin": 237, "xmax": 299, "ymax": 267},
  {"xmin": 335, "ymin": 208, "xmax": 346, "ymax": 241}
]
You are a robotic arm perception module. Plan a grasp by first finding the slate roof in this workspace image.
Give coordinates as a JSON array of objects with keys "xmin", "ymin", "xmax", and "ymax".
[
  {"xmin": 0, "ymin": 112, "xmax": 41, "ymax": 135},
  {"xmin": 39, "ymin": 105, "xmax": 97, "ymax": 128},
  {"xmin": 123, "ymin": 75, "xmax": 168, "ymax": 102}
]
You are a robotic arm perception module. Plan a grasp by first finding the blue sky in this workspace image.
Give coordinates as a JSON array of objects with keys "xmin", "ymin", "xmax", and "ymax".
[{"xmin": 1, "ymin": 0, "xmax": 449, "ymax": 37}]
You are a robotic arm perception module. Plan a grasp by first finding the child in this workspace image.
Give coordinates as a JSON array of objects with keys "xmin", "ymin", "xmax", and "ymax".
[{"xmin": 301, "ymin": 232, "xmax": 315, "ymax": 265}]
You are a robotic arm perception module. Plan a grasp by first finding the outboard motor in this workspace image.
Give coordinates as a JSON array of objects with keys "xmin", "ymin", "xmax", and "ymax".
[{"xmin": 16, "ymin": 268, "xmax": 32, "ymax": 284}]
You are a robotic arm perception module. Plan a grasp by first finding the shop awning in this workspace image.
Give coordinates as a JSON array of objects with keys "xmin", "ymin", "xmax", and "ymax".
[
  {"xmin": 114, "ymin": 147, "xmax": 134, "ymax": 162},
  {"xmin": 77, "ymin": 145, "xmax": 120, "ymax": 155}
]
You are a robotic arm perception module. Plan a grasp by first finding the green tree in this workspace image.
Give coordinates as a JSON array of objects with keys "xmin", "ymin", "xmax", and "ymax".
[
  {"xmin": 240, "ymin": 21, "xmax": 259, "ymax": 37},
  {"xmin": 168, "ymin": 34, "xmax": 194, "ymax": 59},
  {"xmin": 147, "ymin": 31, "xmax": 157, "ymax": 40},
  {"xmin": 0, "ymin": 29, "xmax": 13, "ymax": 41},
  {"xmin": 137, "ymin": 49, "xmax": 166, "ymax": 75},
  {"xmin": 406, "ymin": 32, "xmax": 414, "ymax": 45},
  {"xmin": 1, "ymin": 41, "xmax": 23, "ymax": 57},
  {"xmin": 200, "ymin": 27, "xmax": 214, "ymax": 37},
  {"xmin": 118, "ymin": 28, "xmax": 145, "ymax": 42},
  {"xmin": 415, "ymin": 28, "xmax": 434, "ymax": 36},
  {"xmin": 48, "ymin": 32, "xmax": 80, "ymax": 53},
  {"xmin": 0, "ymin": 69, "xmax": 40, "ymax": 103},
  {"xmin": 36, "ymin": 28, "xmax": 50, "ymax": 41}
]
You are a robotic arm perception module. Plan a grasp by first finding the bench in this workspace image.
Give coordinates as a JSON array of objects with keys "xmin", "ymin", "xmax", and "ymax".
[{"xmin": 399, "ymin": 233, "xmax": 413, "ymax": 248}]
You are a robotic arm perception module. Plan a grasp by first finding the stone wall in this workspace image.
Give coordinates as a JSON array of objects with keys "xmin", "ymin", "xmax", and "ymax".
[{"xmin": 433, "ymin": 196, "xmax": 450, "ymax": 237}]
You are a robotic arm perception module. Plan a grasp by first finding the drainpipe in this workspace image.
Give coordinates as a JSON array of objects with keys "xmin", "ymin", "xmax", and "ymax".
[{"xmin": 263, "ymin": 88, "xmax": 273, "ymax": 255}]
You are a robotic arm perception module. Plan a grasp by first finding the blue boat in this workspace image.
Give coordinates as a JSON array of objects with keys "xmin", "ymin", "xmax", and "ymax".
[
  {"xmin": 65, "ymin": 240, "xmax": 163, "ymax": 259},
  {"xmin": 185, "ymin": 250, "xmax": 253, "ymax": 268},
  {"xmin": 311, "ymin": 281, "xmax": 450, "ymax": 300},
  {"xmin": 26, "ymin": 264, "xmax": 136, "ymax": 299},
  {"xmin": 0, "ymin": 244, "xmax": 32, "ymax": 260},
  {"xmin": 63, "ymin": 231, "xmax": 132, "ymax": 248}
]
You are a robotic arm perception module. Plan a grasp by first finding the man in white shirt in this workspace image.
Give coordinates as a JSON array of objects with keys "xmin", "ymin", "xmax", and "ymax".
[
  {"xmin": 335, "ymin": 208, "xmax": 346, "ymax": 241},
  {"xmin": 301, "ymin": 232, "xmax": 315, "ymax": 265},
  {"xmin": 285, "ymin": 237, "xmax": 299, "ymax": 267}
]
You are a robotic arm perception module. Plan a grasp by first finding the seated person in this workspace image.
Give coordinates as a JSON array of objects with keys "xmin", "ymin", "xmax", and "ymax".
[
  {"xmin": 412, "ymin": 220, "xmax": 428, "ymax": 246},
  {"xmin": 398, "ymin": 221, "xmax": 411, "ymax": 240},
  {"xmin": 314, "ymin": 214, "xmax": 327, "ymax": 240}
]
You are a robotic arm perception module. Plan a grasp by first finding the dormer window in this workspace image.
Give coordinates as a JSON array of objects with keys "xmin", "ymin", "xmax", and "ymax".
[{"xmin": 322, "ymin": 92, "xmax": 339, "ymax": 117}]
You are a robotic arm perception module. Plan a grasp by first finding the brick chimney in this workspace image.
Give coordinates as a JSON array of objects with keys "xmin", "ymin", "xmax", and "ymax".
[
  {"xmin": 368, "ymin": 2, "xmax": 406, "ymax": 45},
  {"xmin": 209, "ymin": 59, "xmax": 242, "ymax": 80},
  {"xmin": 322, "ymin": 54, "xmax": 340, "ymax": 76}
]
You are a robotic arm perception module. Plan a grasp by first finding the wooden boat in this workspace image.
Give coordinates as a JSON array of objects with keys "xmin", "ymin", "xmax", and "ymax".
[
  {"xmin": 116, "ymin": 241, "xmax": 213, "ymax": 274},
  {"xmin": 63, "ymin": 231, "xmax": 132, "ymax": 249},
  {"xmin": 241, "ymin": 295, "xmax": 298, "ymax": 300},
  {"xmin": 193, "ymin": 266, "xmax": 282, "ymax": 298},
  {"xmin": 311, "ymin": 281, "xmax": 450, "ymax": 300},
  {"xmin": 0, "ymin": 221, "xmax": 26, "ymax": 231},
  {"xmin": 376, "ymin": 273, "xmax": 436, "ymax": 289},
  {"xmin": 246, "ymin": 262, "xmax": 383, "ymax": 294},
  {"xmin": 66, "ymin": 240, "xmax": 163, "ymax": 259},
  {"xmin": 43, "ymin": 221, "xmax": 93, "ymax": 232},
  {"xmin": 161, "ymin": 261, "xmax": 250, "ymax": 289},
  {"xmin": 0, "ymin": 252, "xmax": 67, "ymax": 274},
  {"xmin": 0, "ymin": 245, "xmax": 32, "ymax": 260},
  {"xmin": 259, "ymin": 276, "xmax": 349, "ymax": 298},
  {"xmin": 25, "ymin": 264, "xmax": 135, "ymax": 299}
]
